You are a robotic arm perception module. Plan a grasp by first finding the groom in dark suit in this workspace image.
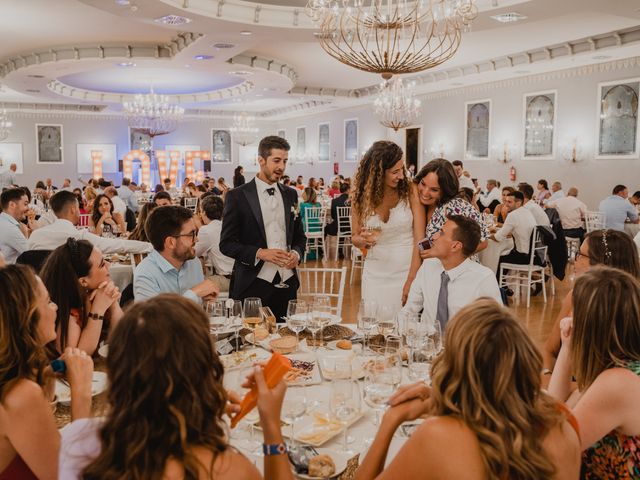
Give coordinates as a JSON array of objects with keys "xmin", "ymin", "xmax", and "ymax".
[{"xmin": 220, "ymin": 136, "xmax": 307, "ymax": 321}]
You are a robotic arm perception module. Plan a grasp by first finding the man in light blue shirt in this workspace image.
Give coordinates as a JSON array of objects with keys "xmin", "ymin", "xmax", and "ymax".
[
  {"xmin": 599, "ymin": 184, "xmax": 639, "ymax": 232},
  {"xmin": 117, "ymin": 177, "xmax": 139, "ymax": 213},
  {"xmin": 0, "ymin": 188, "xmax": 29, "ymax": 263},
  {"xmin": 134, "ymin": 205, "xmax": 219, "ymax": 303},
  {"xmin": 0, "ymin": 163, "xmax": 17, "ymax": 190}
]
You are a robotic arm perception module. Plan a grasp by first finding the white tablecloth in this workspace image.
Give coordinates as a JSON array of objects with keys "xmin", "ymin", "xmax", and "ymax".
[
  {"xmin": 478, "ymin": 236, "xmax": 514, "ymax": 274},
  {"xmin": 110, "ymin": 263, "xmax": 133, "ymax": 292},
  {"xmin": 625, "ymin": 223, "xmax": 640, "ymax": 238}
]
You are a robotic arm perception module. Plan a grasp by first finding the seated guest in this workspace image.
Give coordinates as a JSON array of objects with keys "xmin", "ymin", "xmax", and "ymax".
[
  {"xmin": 0, "ymin": 163, "xmax": 17, "ymax": 190},
  {"xmin": 217, "ymin": 177, "xmax": 230, "ymax": 195},
  {"xmin": 195, "ymin": 196, "xmax": 234, "ymax": 291},
  {"xmin": 0, "ymin": 188, "xmax": 29, "ymax": 263},
  {"xmin": 491, "ymin": 190, "xmax": 537, "ymax": 273},
  {"xmin": 356, "ymin": 298, "xmax": 581, "ymax": 480},
  {"xmin": 451, "ymin": 159, "xmax": 475, "ymax": 190},
  {"xmin": 128, "ymin": 202, "xmax": 155, "ymax": 243},
  {"xmin": 162, "ymin": 177, "xmax": 174, "ymax": 194},
  {"xmin": 117, "ymin": 177, "xmax": 138, "ymax": 213},
  {"xmin": 403, "ymin": 215, "xmax": 501, "ymax": 328},
  {"xmin": 324, "ymin": 182, "xmax": 350, "ymax": 237},
  {"xmin": 207, "ymin": 178, "xmax": 222, "ymax": 195},
  {"xmin": 536, "ymin": 179, "xmax": 551, "ymax": 205},
  {"xmin": 542, "ymin": 229, "xmax": 639, "ymax": 386},
  {"xmin": 543, "ymin": 181, "xmax": 565, "ymax": 205},
  {"xmin": 300, "ymin": 187, "xmax": 322, "ymax": 260},
  {"xmin": 154, "ymin": 183, "xmax": 164, "ymax": 194},
  {"xmin": 89, "ymin": 194, "xmax": 127, "ymax": 237},
  {"xmin": 494, "ymin": 186, "xmax": 514, "ymax": 225},
  {"xmin": 59, "ymin": 294, "xmax": 293, "ymax": 480},
  {"xmin": 519, "ymin": 183, "xmax": 551, "ymax": 226},
  {"xmin": 549, "ymin": 267, "xmax": 640, "ymax": 478},
  {"xmin": 28, "ymin": 191, "xmax": 150, "ymax": 254},
  {"xmin": 327, "ymin": 180, "xmax": 340, "ymax": 198},
  {"xmin": 40, "ymin": 239, "xmax": 123, "ymax": 355},
  {"xmin": 152, "ymin": 190, "xmax": 173, "ymax": 207},
  {"xmin": 599, "ymin": 184, "xmax": 639, "ymax": 231},
  {"xmin": 104, "ymin": 186, "xmax": 127, "ymax": 218},
  {"xmin": 477, "ymin": 179, "xmax": 501, "ymax": 213},
  {"xmin": 133, "ymin": 205, "xmax": 219, "ymax": 302},
  {"xmin": 547, "ymin": 187, "xmax": 587, "ymax": 244},
  {"xmin": 0, "ymin": 264, "xmax": 93, "ymax": 480},
  {"xmin": 83, "ymin": 186, "xmax": 98, "ymax": 215}
]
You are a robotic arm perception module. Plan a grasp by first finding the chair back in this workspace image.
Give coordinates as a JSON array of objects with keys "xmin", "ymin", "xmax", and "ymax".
[
  {"xmin": 183, "ymin": 197, "xmax": 199, "ymax": 213},
  {"xmin": 130, "ymin": 252, "xmax": 149, "ymax": 266},
  {"xmin": 303, "ymin": 206, "xmax": 325, "ymax": 234},
  {"xmin": 297, "ymin": 267, "xmax": 347, "ymax": 318},
  {"xmin": 16, "ymin": 250, "xmax": 53, "ymax": 273},
  {"xmin": 336, "ymin": 206, "xmax": 352, "ymax": 236},
  {"xmin": 585, "ymin": 211, "xmax": 606, "ymax": 233},
  {"xmin": 530, "ymin": 228, "xmax": 548, "ymax": 267},
  {"xmin": 78, "ymin": 214, "xmax": 90, "ymax": 228}
]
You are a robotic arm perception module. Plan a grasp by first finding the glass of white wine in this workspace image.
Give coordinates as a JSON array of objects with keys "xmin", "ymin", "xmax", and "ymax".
[
  {"xmin": 243, "ymin": 297, "xmax": 263, "ymax": 345},
  {"xmin": 286, "ymin": 299, "xmax": 308, "ymax": 352},
  {"xmin": 313, "ymin": 296, "xmax": 332, "ymax": 346}
]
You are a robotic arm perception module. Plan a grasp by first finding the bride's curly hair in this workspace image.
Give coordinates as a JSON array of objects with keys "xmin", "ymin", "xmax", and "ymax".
[
  {"xmin": 429, "ymin": 299, "xmax": 565, "ymax": 479},
  {"xmin": 82, "ymin": 295, "xmax": 228, "ymax": 480},
  {"xmin": 351, "ymin": 141, "xmax": 409, "ymax": 220}
]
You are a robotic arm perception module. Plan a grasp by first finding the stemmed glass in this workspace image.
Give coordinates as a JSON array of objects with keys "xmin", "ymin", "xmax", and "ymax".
[
  {"xmin": 377, "ymin": 304, "xmax": 398, "ymax": 340},
  {"xmin": 243, "ymin": 297, "xmax": 263, "ymax": 345},
  {"xmin": 306, "ymin": 315, "xmax": 324, "ymax": 351},
  {"xmin": 227, "ymin": 299, "xmax": 243, "ymax": 352},
  {"xmin": 275, "ymin": 242, "xmax": 292, "ymax": 289},
  {"xmin": 313, "ymin": 296, "xmax": 332, "ymax": 346},
  {"xmin": 230, "ymin": 366, "xmax": 262, "ymax": 456},
  {"xmin": 362, "ymin": 216, "xmax": 383, "ymax": 256},
  {"xmin": 286, "ymin": 299, "xmax": 308, "ymax": 352},
  {"xmin": 428, "ymin": 320, "xmax": 443, "ymax": 353},
  {"xmin": 408, "ymin": 337, "xmax": 437, "ymax": 384},
  {"xmin": 363, "ymin": 356, "xmax": 399, "ymax": 426},
  {"xmin": 357, "ymin": 300, "xmax": 378, "ymax": 355},
  {"xmin": 282, "ymin": 386, "xmax": 308, "ymax": 448},
  {"xmin": 330, "ymin": 378, "xmax": 361, "ymax": 455},
  {"xmin": 206, "ymin": 300, "xmax": 228, "ymax": 351}
]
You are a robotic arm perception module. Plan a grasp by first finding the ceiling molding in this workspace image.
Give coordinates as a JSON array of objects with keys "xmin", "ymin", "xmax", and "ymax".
[
  {"xmin": 0, "ymin": 32, "xmax": 202, "ymax": 78},
  {"xmin": 228, "ymin": 54, "xmax": 298, "ymax": 84},
  {"xmin": 5, "ymin": 102, "xmax": 106, "ymax": 113}
]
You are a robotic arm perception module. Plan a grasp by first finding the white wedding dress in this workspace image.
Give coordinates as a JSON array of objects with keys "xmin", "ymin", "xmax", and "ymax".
[{"xmin": 361, "ymin": 200, "xmax": 414, "ymax": 306}]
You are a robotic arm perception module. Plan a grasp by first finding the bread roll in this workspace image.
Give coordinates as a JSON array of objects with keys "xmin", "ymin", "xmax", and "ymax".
[
  {"xmin": 336, "ymin": 339, "xmax": 352, "ymax": 350},
  {"xmin": 308, "ymin": 454, "xmax": 336, "ymax": 478}
]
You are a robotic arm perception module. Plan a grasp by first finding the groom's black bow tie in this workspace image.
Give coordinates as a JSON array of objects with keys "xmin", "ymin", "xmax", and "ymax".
[{"xmin": 266, "ymin": 187, "xmax": 275, "ymax": 196}]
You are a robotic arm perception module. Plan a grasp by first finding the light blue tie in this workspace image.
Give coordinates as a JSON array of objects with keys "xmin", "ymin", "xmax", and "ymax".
[{"xmin": 436, "ymin": 271, "xmax": 450, "ymax": 330}]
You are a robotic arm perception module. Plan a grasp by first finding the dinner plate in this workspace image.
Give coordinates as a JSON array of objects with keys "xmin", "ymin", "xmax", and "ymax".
[
  {"xmin": 220, "ymin": 349, "xmax": 270, "ymax": 371},
  {"xmin": 292, "ymin": 411, "xmax": 364, "ymax": 447},
  {"xmin": 55, "ymin": 371, "xmax": 108, "ymax": 405},
  {"xmin": 293, "ymin": 449, "xmax": 351, "ymax": 479}
]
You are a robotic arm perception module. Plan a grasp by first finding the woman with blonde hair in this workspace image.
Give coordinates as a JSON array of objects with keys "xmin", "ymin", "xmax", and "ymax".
[
  {"xmin": 83, "ymin": 186, "xmax": 98, "ymax": 215},
  {"xmin": 351, "ymin": 141, "xmax": 426, "ymax": 305},
  {"xmin": 356, "ymin": 298, "xmax": 581, "ymax": 480},
  {"xmin": 60, "ymin": 294, "xmax": 292, "ymax": 480},
  {"xmin": 549, "ymin": 267, "xmax": 640, "ymax": 479}
]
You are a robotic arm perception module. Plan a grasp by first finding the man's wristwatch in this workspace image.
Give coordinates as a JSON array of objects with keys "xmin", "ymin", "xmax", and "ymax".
[{"xmin": 262, "ymin": 442, "xmax": 288, "ymax": 456}]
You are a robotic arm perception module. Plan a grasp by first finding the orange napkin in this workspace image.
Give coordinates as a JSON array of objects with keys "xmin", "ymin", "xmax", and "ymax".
[{"xmin": 230, "ymin": 352, "xmax": 292, "ymax": 428}]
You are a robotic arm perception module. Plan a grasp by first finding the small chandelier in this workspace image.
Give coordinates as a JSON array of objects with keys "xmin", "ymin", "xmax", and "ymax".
[
  {"xmin": 373, "ymin": 77, "xmax": 422, "ymax": 131},
  {"xmin": 0, "ymin": 108, "xmax": 12, "ymax": 141},
  {"xmin": 123, "ymin": 88, "xmax": 184, "ymax": 137},
  {"xmin": 230, "ymin": 112, "xmax": 260, "ymax": 146},
  {"xmin": 307, "ymin": 0, "xmax": 477, "ymax": 79}
]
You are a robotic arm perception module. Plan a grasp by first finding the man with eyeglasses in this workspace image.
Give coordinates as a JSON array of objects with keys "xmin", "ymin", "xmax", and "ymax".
[{"xmin": 133, "ymin": 205, "xmax": 219, "ymax": 303}]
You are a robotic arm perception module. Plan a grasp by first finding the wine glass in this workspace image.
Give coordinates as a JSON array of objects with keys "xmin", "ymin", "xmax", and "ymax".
[
  {"xmin": 286, "ymin": 299, "xmax": 308, "ymax": 352},
  {"xmin": 306, "ymin": 315, "xmax": 324, "ymax": 351},
  {"xmin": 229, "ymin": 366, "xmax": 262, "ymax": 455},
  {"xmin": 365, "ymin": 217, "xmax": 383, "ymax": 246},
  {"xmin": 282, "ymin": 386, "xmax": 308, "ymax": 448},
  {"xmin": 363, "ymin": 357, "xmax": 397, "ymax": 426},
  {"xmin": 243, "ymin": 297, "xmax": 263, "ymax": 345},
  {"xmin": 408, "ymin": 337, "xmax": 437, "ymax": 384},
  {"xmin": 428, "ymin": 319, "xmax": 443, "ymax": 353},
  {"xmin": 274, "ymin": 242, "xmax": 292, "ymax": 289},
  {"xmin": 377, "ymin": 304, "xmax": 398, "ymax": 339},
  {"xmin": 206, "ymin": 300, "xmax": 228, "ymax": 351},
  {"xmin": 329, "ymin": 379, "xmax": 361, "ymax": 455},
  {"xmin": 357, "ymin": 300, "xmax": 378, "ymax": 356},
  {"xmin": 313, "ymin": 296, "xmax": 332, "ymax": 346},
  {"xmin": 227, "ymin": 299, "xmax": 243, "ymax": 352}
]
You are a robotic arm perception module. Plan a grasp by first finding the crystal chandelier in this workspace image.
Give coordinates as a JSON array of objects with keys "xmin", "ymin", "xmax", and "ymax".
[
  {"xmin": 0, "ymin": 108, "xmax": 12, "ymax": 141},
  {"xmin": 123, "ymin": 88, "xmax": 184, "ymax": 137},
  {"xmin": 307, "ymin": 0, "xmax": 477, "ymax": 79},
  {"xmin": 373, "ymin": 77, "xmax": 422, "ymax": 131},
  {"xmin": 230, "ymin": 111, "xmax": 260, "ymax": 146}
]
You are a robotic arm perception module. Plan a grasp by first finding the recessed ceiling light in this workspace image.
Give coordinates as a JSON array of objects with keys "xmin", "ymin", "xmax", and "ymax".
[
  {"xmin": 115, "ymin": 0, "xmax": 130, "ymax": 5},
  {"xmin": 230, "ymin": 70, "xmax": 253, "ymax": 76},
  {"xmin": 592, "ymin": 55, "xmax": 612, "ymax": 60},
  {"xmin": 154, "ymin": 14, "xmax": 192, "ymax": 25},
  {"xmin": 194, "ymin": 55, "xmax": 214, "ymax": 60},
  {"xmin": 213, "ymin": 43, "xmax": 235, "ymax": 49},
  {"xmin": 26, "ymin": 89, "xmax": 40, "ymax": 93},
  {"xmin": 117, "ymin": 62, "xmax": 136, "ymax": 67},
  {"xmin": 490, "ymin": 12, "xmax": 527, "ymax": 23},
  {"xmin": 240, "ymin": 30, "xmax": 253, "ymax": 36},
  {"xmin": 27, "ymin": 74, "xmax": 45, "ymax": 78}
]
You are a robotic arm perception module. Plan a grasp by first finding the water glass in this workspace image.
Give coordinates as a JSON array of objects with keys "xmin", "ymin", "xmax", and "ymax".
[
  {"xmin": 357, "ymin": 300, "xmax": 378, "ymax": 355},
  {"xmin": 313, "ymin": 296, "xmax": 332, "ymax": 346},
  {"xmin": 286, "ymin": 299, "xmax": 308, "ymax": 352},
  {"xmin": 227, "ymin": 299, "xmax": 243, "ymax": 352},
  {"xmin": 363, "ymin": 357, "xmax": 397, "ymax": 425},
  {"xmin": 282, "ymin": 386, "xmax": 308, "ymax": 447},
  {"xmin": 329, "ymin": 379, "xmax": 361, "ymax": 454},
  {"xmin": 408, "ymin": 337, "xmax": 437, "ymax": 383}
]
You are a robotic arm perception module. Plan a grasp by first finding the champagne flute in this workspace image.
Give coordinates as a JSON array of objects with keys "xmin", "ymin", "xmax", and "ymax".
[
  {"xmin": 243, "ymin": 297, "xmax": 263, "ymax": 345},
  {"xmin": 313, "ymin": 296, "xmax": 332, "ymax": 347},
  {"xmin": 357, "ymin": 300, "xmax": 378, "ymax": 356},
  {"xmin": 306, "ymin": 315, "xmax": 323, "ymax": 351},
  {"xmin": 282, "ymin": 386, "xmax": 308, "ymax": 448},
  {"xmin": 286, "ymin": 299, "xmax": 308, "ymax": 352},
  {"xmin": 329, "ymin": 379, "xmax": 361, "ymax": 455},
  {"xmin": 274, "ymin": 242, "xmax": 291, "ymax": 289}
]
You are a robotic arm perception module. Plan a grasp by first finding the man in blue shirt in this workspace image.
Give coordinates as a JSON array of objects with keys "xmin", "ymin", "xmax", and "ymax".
[
  {"xmin": 0, "ymin": 188, "xmax": 29, "ymax": 263},
  {"xmin": 117, "ymin": 177, "xmax": 138, "ymax": 213},
  {"xmin": 598, "ymin": 184, "xmax": 639, "ymax": 232},
  {"xmin": 134, "ymin": 205, "xmax": 219, "ymax": 303}
]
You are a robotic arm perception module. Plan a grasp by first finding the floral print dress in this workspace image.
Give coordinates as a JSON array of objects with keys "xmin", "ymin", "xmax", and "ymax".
[
  {"xmin": 581, "ymin": 360, "xmax": 640, "ymax": 479},
  {"xmin": 426, "ymin": 197, "xmax": 488, "ymax": 243}
]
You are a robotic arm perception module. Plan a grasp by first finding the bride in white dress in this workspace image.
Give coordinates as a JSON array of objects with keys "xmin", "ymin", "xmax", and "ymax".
[{"xmin": 351, "ymin": 141, "xmax": 426, "ymax": 306}]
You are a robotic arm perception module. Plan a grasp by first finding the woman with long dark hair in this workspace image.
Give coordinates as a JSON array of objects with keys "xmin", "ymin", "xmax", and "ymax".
[
  {"xmin": 40, "ymin": 238, "xmax": 123, "ymax": 355},
  {"xmin": 60, "ymin": 294, "xmax": 293, "ymax": 480},
  {"xmin": 233, "ymin": 166, "xmax": 245, "ymax": 188},
  {"xmin": 89, "ymin": 194, "xmax": 126, "ymax": 237},
  {"xmin": 351, "ymin": 141, "xmax": 426, "ymax": 305}
]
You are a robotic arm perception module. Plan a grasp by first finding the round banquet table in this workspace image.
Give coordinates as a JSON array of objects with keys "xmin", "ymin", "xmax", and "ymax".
[
  {"xmin": 625, "ymin": 223, "xmax": 640, "ymax": 238},
  {"xmin": 478, "ymin": 234, "xmax": 514, "ymax": 275}
]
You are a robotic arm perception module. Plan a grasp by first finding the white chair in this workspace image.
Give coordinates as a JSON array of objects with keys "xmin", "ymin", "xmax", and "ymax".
[
  {"xmin": 335, "ymin": 206, "xmax": 352, "ymax": 261},
  {"xmin": 129, "ymin": 252, "xmax": 149, "ymax": 267},
  {"xmin": 297, "ymin": 267, "xmax": 347, "ymax": 319},
  {"xmin": 302, "ymin": 206, "xmax": 326, "ymax": 262},
  {"xmin": 585, "ymin": 211, "xmax": 606, "ymax": 233},
  {"xmin": 350, "ymin": 246, "xmax": 364, "ymax": 284},
  {"xmin": 499, "ymin": 229, "xmax": 550, "ymax": 308},
  {"xmin": 184, "ymin": 197, "xmax": 198, "ymax": 213}
]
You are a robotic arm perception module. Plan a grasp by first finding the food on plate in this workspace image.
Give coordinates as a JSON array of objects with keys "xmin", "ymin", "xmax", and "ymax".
[
  {"xmin": 269, "ymin": 336, "xmax": 298, "ymax": 354},
  {"xmin": 336, "ymin": 339, "xmax": 352, "ymax": 350},
  {"xmin": 308, "ymin": 454, "xmax": 336, "ymax": 478},
  {"xmin": 252, "ymin": 327, "xmax": 270, "ymax": 341},
  {"xmin": 284, "ymin": 359, "xmax": 315, "ymax": 382},
  {"xmin": 220, "ymin": 351, "xmax": 257, "ymax": 370}
]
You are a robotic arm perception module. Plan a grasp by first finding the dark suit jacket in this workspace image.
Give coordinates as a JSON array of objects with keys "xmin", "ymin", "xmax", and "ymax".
[
  {"xmin": 325, "ymin": 193, "xmax": 350, "ymax": 236},
  {"xmin": 220, "ymin": 179, "xmax": 307, "ymax": 298}
]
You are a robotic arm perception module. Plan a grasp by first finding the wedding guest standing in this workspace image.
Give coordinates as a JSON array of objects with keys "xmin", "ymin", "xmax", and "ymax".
[{"xmin": 233, "ymin": 166, "xmax": 246, "ymax": 188}]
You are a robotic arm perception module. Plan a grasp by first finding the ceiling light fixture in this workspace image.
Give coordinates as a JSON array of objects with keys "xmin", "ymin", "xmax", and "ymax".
[
  {"xmin": 307, "ymin": 0, "xmax": 477, "ymax": 79},
  {"xmin": 123, "ymin": 87, "xmax": 185, "ymax": 137},
  {"xmin": 154, "ymin": 14, "xmax": 192, "ymax": 25},
  {"xmin": 373, "ymin": 77, "xmax": 422, "ymax": 131},
  {"xmin": 490, "ymin": 12, "xmax": 527, "ymax": 23},
  {"xmin": 194, "ymin": 55, "xmax": 214, "ymax": 60},
  {"xmin": 230, "ymin": 111, "xmax": 259, "ymax": 146}
]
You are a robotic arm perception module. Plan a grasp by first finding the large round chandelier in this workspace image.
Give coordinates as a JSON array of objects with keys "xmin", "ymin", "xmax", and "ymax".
[
  {"xmin": 230, "ymin": 112, "xmax": 260, "ymax": 146},
  {"xmin": 374, "ymin": 77, "xmax": 422, "ymax": 130},
  {"xmin": 123, "ymin": 88, "xmax": 185, "ymax": 137},
  {"xmin": 306, "ymin": 0, "xmax": 477, "ymax": 79},
  {"xmin": 0, "ymin": 108, "xmax": 12, "ymax": 141}
]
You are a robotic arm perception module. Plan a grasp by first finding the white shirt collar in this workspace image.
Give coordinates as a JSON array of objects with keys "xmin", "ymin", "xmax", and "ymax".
[
  {"xmin": 437, "ymin": 257, "xmax": 473, "ymax": 282},
  {"xmin": 255, "ymin": 176, "xmax": 278, "ymax": 195}
]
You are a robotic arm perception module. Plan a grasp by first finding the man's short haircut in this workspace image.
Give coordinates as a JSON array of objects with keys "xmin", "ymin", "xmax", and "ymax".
[
  {"xmin": 452, "ymin": 160, "xmax": 464, "ymax": 168},
  {"xmin": 49, "ymin": 190, "xmax": 78, "ymax": 215},
  {"xmin": 105, "ymin": 186, "xmax": 118, "ymax": 196},
  {"xmin": 163, "ymin": 178, "xmax": 171, "ymax": 184},
  {"xmin": 0, "ymin": 188, "xmax": 26, "ymax": 210},
  {"xmin": 518, "ymin": 183, "xmax": 534, "ymax": 200},
  {"xmin": 122, "ymin": 178, "xmax": 131, "ymax": 186},
  {"xmin": 339, "ymin": 182, "xmax": 350, "ymax": 194},
  {"xmin": 553, "ymin": 181, "xmax": 562, "ymax": 188},
  {"xmin": 632, "ymin": 191, "xmax": 640, "ymax": 198},
  {"xmin": 153, "ymin": 191, "xmax": 172, "ymax": 204},
  {"xmin": 447, "ymin": 214, "xmax": 481, "ymax": 257},
  {"xmin": 258, "ymin": 135, "xmax": 290, "ymax": 160},
  {"xmin": 487, "ymin": 179, "xmax": 497, "ymax": 187},
  {"xmin": 145, "ymin": 205, "xmax": 193, "ymax": 251},
  {"xmin": 200, "ymin": 195, "xmax": 224, "ymax": 222},
  {"xmin": 613, "ymin": 184, "xmax": 627, "ymax": 195},
  {"xmin": 508, "ymin": 191, "xmax": 525, "ymax": 204}
]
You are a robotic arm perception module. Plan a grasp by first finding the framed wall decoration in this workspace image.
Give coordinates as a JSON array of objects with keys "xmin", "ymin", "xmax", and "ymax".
[
  {"xmin": 318, "ymin": 122, "xmax": 330, "ymax": 163},
  {"xmin": 278, "ymin": 129, "xmax": 286, "ymax": 139},
  {"xmin": 0, "ymin": 143, "xmax": 23, "ymax": 174},
  {"xmin": 76, "ymin": 144, "xmax": 117, "ymax": 174},
  {"xmin": 129, "ymin": 128, "xmax": 152, "ymax": 154},
  {"xmin": 523, "ymin": 90, "xmax": 556, "ymax": 159},
  {"xmin": 296, "ymin": 126, "xmax": 306, "ymax": 163},
  {"xmin": 36, "ymin": 124, "xmax": 63, "ymax": 164},
  {"xmin": 464, "ymin": 100, "xmax": 491, "ymax": 159},
  {"xmin": 596, "ymin": 78, "xmax": 639, "ymax": 158},
  {"xmin": 211, "ymin": 129, "xmax": 232, "ymax": 163},
  {"xmin": 344, "ymin": 118, "xmax": 358, "ymax": 162}
]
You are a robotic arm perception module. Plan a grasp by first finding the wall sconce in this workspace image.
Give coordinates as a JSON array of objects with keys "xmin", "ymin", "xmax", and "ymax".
[
  {"xmin": 562, "ymin": 138, "xmax": 583, "ymax": 163},
  {"xmin": 493, "ymin": 141, "xmax": 516, "ymax": 163}
]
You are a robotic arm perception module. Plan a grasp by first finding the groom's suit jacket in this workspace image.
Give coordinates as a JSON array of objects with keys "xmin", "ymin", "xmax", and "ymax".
[{"xmin": 220, "ymin": 179, "xmax": 307, "ymax": 298}]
